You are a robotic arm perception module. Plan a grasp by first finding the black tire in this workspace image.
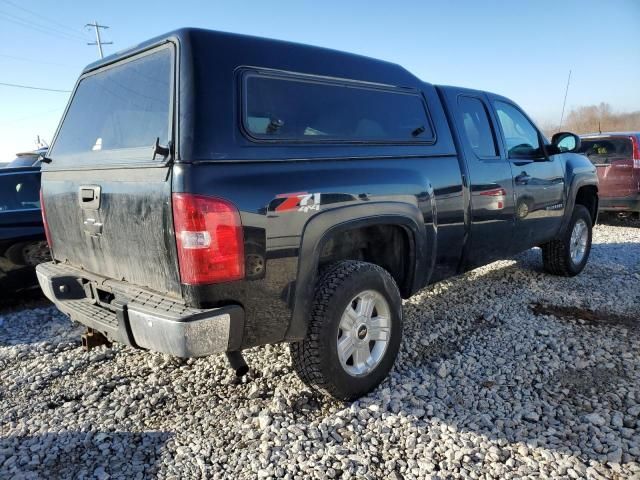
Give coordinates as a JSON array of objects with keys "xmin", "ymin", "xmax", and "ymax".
[
  {"xmin": 596, "ymin": 211, "xmax": 610, "ymax": 224},
  {"xmin": 4, "ymin": 241, "xmax": 50, "ymax": 267},
  {"xmin": 290, "ymin": 260, "xmax": 403, "ymax": 401},
  {"xmin": 541, "ymin": 205, "xmax": 592, "ymax": 276}
]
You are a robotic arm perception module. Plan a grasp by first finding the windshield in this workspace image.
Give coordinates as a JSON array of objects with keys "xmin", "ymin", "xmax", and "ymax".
[
  {"xmin": 578, "ymin": 137, "xmax": 633, "ymax": 165},
  {"xmin": 7, "ymin": 154, "xmax": 39, "ymax": 168},
  {"xmin": 49, "ymin": 46, "xmax": 172, "ymax": 166}
]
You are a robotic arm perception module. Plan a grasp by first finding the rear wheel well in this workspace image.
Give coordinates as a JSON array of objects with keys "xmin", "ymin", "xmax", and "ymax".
[
  {"xmin": 575, "ymin": 185, "xmax": 598, "ymax": 224},
  {"xmin": 318, "ymin": 224, "xmax": 413, "ymax": 297}
]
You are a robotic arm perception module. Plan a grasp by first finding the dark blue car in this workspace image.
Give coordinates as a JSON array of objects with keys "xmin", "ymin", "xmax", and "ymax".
[{"xmin": 0, "ymin": 149, "xmax": 50, "ymax": 293}]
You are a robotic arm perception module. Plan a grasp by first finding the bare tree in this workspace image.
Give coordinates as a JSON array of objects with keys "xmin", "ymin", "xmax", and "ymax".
[{"xmin": 540, "ymin": 103, "xmax": 640, "ymax": 137}]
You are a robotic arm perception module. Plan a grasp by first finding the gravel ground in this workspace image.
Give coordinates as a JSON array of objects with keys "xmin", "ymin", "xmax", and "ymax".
[{"xmin": 1, "ymin": 220, "xmax": 639, "ymax": 479}]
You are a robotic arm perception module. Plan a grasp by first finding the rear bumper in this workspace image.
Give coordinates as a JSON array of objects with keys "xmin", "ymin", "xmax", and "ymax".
[
  {"xmin": 599, "ymin": 195, "xmax": 640, "ymax": 213},
  {"xmin": 36, "ymin": 262, "xmax": 244, "ymax": 357}
]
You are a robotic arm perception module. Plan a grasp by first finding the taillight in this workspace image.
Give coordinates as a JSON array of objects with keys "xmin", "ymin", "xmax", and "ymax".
[
  {"xmin": 39, "ymin": 189, "xmax": 53, "ymax": 248},
  {"xmin": 631, "ymin": 136, "xmax": 640, "ymax": 170},
  {"xmin": 479, "ymin": 188, "xmax": 507, "ymax": 196},
  {"xmin": 480, "ymin": 187, "xmax": 506, "ymax": 209},
  {"xmin": 172, "ymin": 193, "xmax": 244, "ymax": 285}
]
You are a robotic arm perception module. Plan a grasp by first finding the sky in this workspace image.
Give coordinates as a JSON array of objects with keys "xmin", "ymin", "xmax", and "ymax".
[{"xmin": 0, "ymin": 0, "xmax": 639, "ymax": 160}]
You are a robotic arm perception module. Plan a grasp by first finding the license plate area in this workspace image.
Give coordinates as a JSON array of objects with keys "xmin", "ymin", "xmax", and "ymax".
[{"xmin": 84, "ymin": 282, "xmax": 118, "ymax": 311}]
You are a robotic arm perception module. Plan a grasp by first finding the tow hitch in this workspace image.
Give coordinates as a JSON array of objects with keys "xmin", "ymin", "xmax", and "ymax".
[
  {"xmin": 81, "ymin": 328, "xmax": 112, "ymax": 351},
  {"xmin": 226, "ymin": 351, "xmax": 249, "ymax": 377}
]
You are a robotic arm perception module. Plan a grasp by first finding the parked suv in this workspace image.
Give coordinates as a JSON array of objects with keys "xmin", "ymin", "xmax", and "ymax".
[
  {"xmin": 579, "ymin": 132, "xmax": 640, "ymax": 216},
  {"xmin": 0, "ymin": 149, "xmax": 49, "ymax": 292},
  {"xmin": 37, "ymin": 29, "xmax": 598, "ymax": 400},
  {"xmin": 6, "ymin": 147, "xmax": 47, "ymax": 168}
]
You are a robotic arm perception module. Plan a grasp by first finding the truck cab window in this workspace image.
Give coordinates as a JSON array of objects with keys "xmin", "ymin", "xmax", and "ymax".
[
  {"xmin": 494, "ymin": 101, "xmax": 542, "ymax": 159},
  {"xmin": 458, "ymin": 96, "xmax": 497, "ymax": 157}
]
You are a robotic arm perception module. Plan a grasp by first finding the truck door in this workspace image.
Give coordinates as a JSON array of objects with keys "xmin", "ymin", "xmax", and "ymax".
[
  {"xmin": 491, "ymin": 100, "xmax": 565, "ymax": 251},
  {"xmin": 440, "ymin": 88, "xmax": 516, "ymax": 267}
]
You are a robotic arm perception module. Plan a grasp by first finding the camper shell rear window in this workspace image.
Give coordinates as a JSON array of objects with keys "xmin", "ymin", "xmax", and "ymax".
[
  {"xmin": 578, "ymin": 137, "xmax": 633, "ymax": 165},
  {"xmin": 242, "ymin": 71, "xmax": 434, "ymax": 144},
  {"xmin": 49, "ymin": 45, "xmax": 173, "ymax": 167}
]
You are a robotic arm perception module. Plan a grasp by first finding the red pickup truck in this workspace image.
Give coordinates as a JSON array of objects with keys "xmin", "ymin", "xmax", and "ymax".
[{"xmin": 579, "ymin": 132, "xmax": 640, "ymax": 217}]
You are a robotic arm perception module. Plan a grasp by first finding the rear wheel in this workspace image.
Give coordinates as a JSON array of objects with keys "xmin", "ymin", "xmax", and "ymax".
[
  {"xmin": 4, "ymin": 241, "xmax": 50, "ymax": 267},
  {"xmin": 290, "ymin": 261, "xmax": 403, "ymax": 401},
  {"xmin": 541, "ymin": 205, "xmax": 592, "ymax": 276}
]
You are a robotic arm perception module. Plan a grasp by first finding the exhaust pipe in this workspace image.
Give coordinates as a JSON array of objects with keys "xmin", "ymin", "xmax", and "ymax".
[{"xmin": 226, "ymin": 351, "xmax": 249, "ymax": 377}]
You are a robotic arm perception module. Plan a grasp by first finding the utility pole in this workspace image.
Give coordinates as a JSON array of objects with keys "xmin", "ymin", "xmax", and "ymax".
[{"xmin": 85, "ymin": 20, "xmax": 112, "ymax": 59}]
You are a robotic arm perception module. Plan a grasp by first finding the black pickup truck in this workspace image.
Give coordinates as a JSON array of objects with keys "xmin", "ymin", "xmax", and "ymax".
[{"xmin": 37, "ymin": 29, "xmax": 598, "ymax": 400}]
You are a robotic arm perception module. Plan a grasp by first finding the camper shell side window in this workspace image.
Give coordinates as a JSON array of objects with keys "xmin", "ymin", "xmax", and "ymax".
[{"xmin": 241, "ymin": 70, "xmax": 435, "ymax": 145}]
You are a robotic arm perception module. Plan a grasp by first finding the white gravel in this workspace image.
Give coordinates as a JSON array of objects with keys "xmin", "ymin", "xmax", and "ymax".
[{"xmin": 1, "ymin": 220, "xmax": 639, "ymax": 479}]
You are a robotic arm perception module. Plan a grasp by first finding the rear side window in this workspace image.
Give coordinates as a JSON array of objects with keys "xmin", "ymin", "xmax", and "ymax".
[
  {"xmin": 458, "ymin": 96, "xmax": 497, "ymax": 157},
  {"xmin": 578, "ymin": 137, "xmax": 633, "ymax": 165},
  {"xmin": 0, "ymin": 171, "xmax": 40, "ymax": 211},
  {"xmin": 50, "ymin": 47, "xmax": 172, "ymax": 164},
  {"xmin": 243, "ymin": 73, "xmax": 433, "ymax": 143}
]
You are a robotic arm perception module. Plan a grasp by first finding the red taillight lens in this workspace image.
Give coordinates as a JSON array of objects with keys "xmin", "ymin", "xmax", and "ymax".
[
  {"xmin": 39, "ymin": 189, "xmax": 53, "ymax": 248},
  {"xmin": 172, "ymin": 193, "xmax": 244, "ymax": 285},
  {"xmin": 479, "ymin": 188, "xmax": 507, "ymax": 197},
  {"xmin": 631, "ymin": 136, "xmax": 640, "ymax": 170}
]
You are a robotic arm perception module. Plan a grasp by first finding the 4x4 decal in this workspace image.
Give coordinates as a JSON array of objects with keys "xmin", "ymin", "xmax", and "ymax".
[{"xmin": 273, "ymin": 192, "xmax": 321, "ymax": 213}]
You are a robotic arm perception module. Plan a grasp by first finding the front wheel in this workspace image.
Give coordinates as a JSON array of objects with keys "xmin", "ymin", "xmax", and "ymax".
[
  {"xmin": 541, "ymin": 205, "xmax": 593, "ymax": 276},
  {"xmin": 290, "ymin": 261, "xmax": 403, "ymax": 401}
]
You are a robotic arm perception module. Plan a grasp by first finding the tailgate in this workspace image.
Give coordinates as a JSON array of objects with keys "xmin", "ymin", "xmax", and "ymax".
[
  {"xmin": 42, "ymin": 167, "xmax": 181, "ymax": 295},
  {"xmin": 580, "ymin": 136, "xmax": 636, "ymax": 198},
  {"xmin": 42, "ymin": 43, "xmax": 181, "ymax": 296}
]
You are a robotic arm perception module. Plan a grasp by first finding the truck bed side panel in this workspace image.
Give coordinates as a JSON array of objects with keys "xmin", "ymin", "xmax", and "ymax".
[{"xmin": 174, "ymin": 154, "xmax": 465, "ymax": 347}]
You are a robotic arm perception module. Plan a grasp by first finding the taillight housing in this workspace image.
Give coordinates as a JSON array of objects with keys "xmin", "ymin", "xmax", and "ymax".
[
  {"xmin": 172, "ymin": 193, "xmax": 244, "ymax": 285},
  {"xmin": 39, "ymin": 189, "xmax": 53, "ymax": 248},
  {"xmin": 479, "ymin": 187, "xmax": 506, "ymax": 209},
  {"xmin": 631, "ymin": 136, "xmax": 640, "ymax": 170}
]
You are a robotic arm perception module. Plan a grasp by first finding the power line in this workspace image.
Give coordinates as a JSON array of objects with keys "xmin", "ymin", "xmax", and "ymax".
[
  {"xmin": 0, "ymin": 10, "xmax": 85, "ymax": 43},
  {"xmin": 0, "ymin": 81, "xmax": 70, "ymax": 93},
  {"xmin": 0, "ymin": 106, "xmax": 65, "ymax": 127},
  {"xmin": 0, "ymin": 8, "xmax": 86, "ymax": 41},
  {"xmin": 0, "ymin": 0, "xmax": 90, "ymax": 40},
  {"xmin": 86, "ymin": 20, "xmax": 113, "ymax": 59},
  {"xmin": 0, "ymin": 53, "xmax": 72, "ymax": 67}
]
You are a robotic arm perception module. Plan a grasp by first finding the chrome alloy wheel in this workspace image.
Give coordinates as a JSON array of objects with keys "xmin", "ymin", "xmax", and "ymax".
[
  {"xmin": 337, "ymin": 290, "xmax": 391, "ymax": 377},
  {"xmin": 570, "ymin": 218, "xmax": 588, "ymax": 264}
]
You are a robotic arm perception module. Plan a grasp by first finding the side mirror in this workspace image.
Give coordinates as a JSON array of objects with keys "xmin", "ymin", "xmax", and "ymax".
[
  {"xmin": 37, "ymin": 153, "xmax": 52, "ymax": 164},
  {"xmin": 551, "ymin": 132, "xmax": 581, "ymax": 153}
]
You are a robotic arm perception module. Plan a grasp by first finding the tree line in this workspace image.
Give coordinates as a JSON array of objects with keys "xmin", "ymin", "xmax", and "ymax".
[{"xmin": 539, "ymin": 103, "xmax": 640, "ymax": 137}]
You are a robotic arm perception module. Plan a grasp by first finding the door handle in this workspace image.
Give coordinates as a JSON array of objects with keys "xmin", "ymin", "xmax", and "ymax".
[
  {"xmin": 79, "ymin": 185, "xmax": 101, "ymax": 209},
  {"xmin": 515, "ymin": 173, "xmax": 531, "ymax": 185},
  {"xmin": 80, "ymin": 189, "xmax": 95, "ymax": 202}
]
